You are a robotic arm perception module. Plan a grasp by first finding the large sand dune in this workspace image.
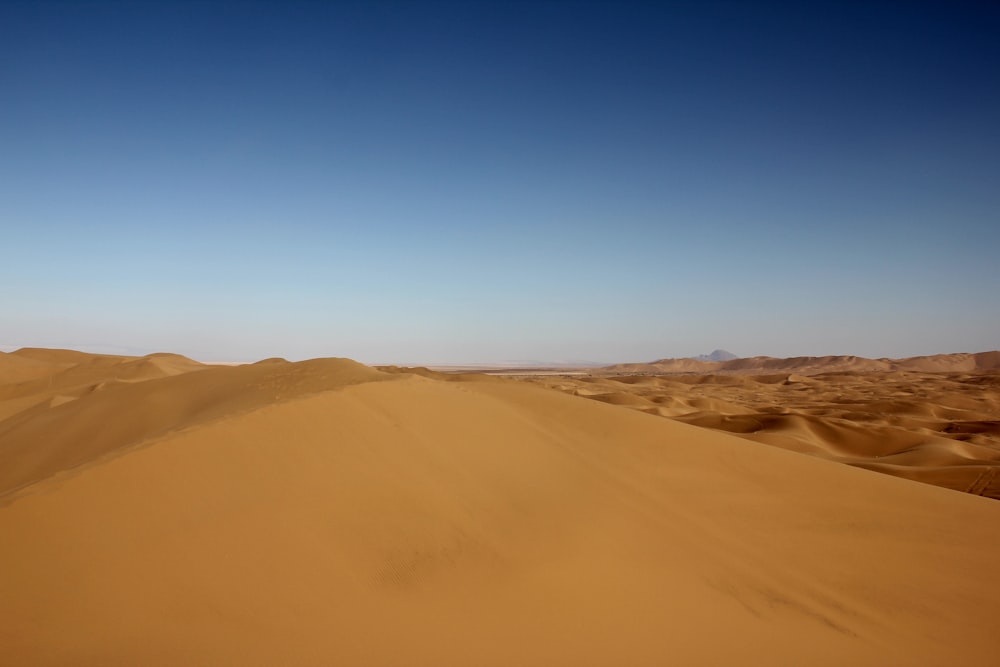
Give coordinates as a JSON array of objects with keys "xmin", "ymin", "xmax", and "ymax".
[{"xmin": 2, "ymin": 349, "xmax": 1000, "ymax": 665}]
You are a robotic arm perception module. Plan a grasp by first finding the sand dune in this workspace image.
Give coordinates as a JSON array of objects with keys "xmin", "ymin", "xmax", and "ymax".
[
  {"xmin": 0, "ymin": 349, "xmax": 209, "ymax": 422},
  {"xmin": 526, "ymin": 368, "xmax": 1000, "ymax": 500},
  {"xmin": 2, "ymin": 350, "xmax": 1000, "ymax": 665},
  {"xmin": 0, "ymin": 353, "xmax": 389, "ymax": 497},
  {"xmin": 604, "ymin": 350, "xmax": 1000, "ymax": 375}
]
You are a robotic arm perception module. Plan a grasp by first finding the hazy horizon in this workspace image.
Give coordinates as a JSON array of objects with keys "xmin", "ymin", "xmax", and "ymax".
[
  {"xmin": 3, "ymin": 1, "xmax": 998, "ymax": 364},
  {"xmin": 3, "ymin": 341, "xmax": 999, "ymax": 368}
]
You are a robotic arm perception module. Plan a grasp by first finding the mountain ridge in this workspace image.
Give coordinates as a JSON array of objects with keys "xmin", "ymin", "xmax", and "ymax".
[{"xmin": 691, "ymin": 349, "xmax": 739, "ymax": 362}]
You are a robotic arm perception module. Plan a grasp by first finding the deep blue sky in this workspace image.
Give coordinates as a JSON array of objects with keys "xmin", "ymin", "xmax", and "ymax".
[{"xmin": 2, "ymin": 0, "xmax": 998, "ymax": 363}]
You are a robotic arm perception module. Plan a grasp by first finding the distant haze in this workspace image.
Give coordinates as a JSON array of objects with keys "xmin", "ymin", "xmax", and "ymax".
[{"xmin": 2, "ymin": 1, "xmax": 998, "ymax": 364}]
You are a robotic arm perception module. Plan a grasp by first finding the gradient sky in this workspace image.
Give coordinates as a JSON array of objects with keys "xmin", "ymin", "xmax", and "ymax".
[{"xmin": 2, "ymin": 0, "xmax": 998, "ymax": 363}]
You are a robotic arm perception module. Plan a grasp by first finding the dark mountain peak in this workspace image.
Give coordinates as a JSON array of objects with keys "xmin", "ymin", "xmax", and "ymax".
[{"xmin": 691, "ymin": 349, "xmax": 739, "ymax": 362}]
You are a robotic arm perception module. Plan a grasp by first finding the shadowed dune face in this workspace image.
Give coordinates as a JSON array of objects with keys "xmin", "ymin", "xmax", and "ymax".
[
  {"xmin": 2, "ymin": 350, "xmax": 1000, "ymax": 665},
  {"xmin": 524, "ymin": 370, "xmax": 1000, "ymax": 499}
]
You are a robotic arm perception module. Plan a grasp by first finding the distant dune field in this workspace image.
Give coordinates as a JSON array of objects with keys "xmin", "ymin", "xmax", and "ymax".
[
  {"xmin": 2, "ymin": 348, "xmax": 999, "ymax": 665},
  {"xmin": 602, "ymin": 351, "xmax": 1000, "ymax": 375},
  {"xmin": 523, "ymin": 359, "xmax": 1000, "ymax": 501}
]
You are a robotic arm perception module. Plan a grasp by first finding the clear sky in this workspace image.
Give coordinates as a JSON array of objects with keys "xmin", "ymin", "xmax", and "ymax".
[{"xmin": 2, "ymin": 0, "xmax": 998, "ymax": 364}]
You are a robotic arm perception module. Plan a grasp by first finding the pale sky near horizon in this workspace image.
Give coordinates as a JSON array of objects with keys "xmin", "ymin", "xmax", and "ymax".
[{"xmin": 2, "ymin": 0, "xmax": 998, "ymax": 364}]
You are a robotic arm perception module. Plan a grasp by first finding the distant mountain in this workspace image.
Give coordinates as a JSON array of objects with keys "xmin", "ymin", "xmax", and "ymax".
[{"xmin": 691, "ymin": 349, "xmax": 739, "ymax": 362}]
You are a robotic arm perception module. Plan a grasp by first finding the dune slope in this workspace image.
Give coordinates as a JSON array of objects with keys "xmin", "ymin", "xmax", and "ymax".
[
  {"xmin": 528, "ymin": 370, "xmax": 1000, "ymax": 499},
  {"xmin": 1, "ymin": 353, "xmax": 999, "ymax": 665},
  {"xmin": 0, "ymin": 354, "xmax": 383, "ymax": 497},
  {"xmin": 0, "ymin": 349, "xmax": 208, "ymax": 423}
]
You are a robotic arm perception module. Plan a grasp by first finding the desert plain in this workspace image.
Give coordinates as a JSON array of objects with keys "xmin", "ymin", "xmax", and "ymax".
[{"xmin": 2, "ymin": 347, "xmax": 999, "ymax": 665}]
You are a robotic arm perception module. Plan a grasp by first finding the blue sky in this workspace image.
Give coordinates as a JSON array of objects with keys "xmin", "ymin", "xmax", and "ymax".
[{"xmin": 2, "ymin": 0, "xmax": 998, "ymax": 363}]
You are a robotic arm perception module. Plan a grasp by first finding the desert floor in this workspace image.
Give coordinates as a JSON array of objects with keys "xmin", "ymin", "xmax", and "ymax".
[{"xmin": 2, "ymin": 348, "xmax": 999, "ymax": 665}]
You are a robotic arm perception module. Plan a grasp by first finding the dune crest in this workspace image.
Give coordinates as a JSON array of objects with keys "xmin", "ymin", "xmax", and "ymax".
[
  {"xmin": 2, "ymin": 349, "xmax": 999, "ymax": 665},
  {"xmin": 0, "ymin": 352, "xmax": 391, "ymax": 499}
]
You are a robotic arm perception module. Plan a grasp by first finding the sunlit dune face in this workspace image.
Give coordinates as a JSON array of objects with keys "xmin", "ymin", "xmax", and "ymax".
[{"xmin": 2, "ymin": 349, "xmax": 1000, "ymax": 665}]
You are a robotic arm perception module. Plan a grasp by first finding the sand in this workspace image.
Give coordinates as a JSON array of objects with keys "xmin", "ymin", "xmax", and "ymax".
[
  {"xmin": 524, "ymin": 364, "xmax": 1000, "ymax": 500},
  {"xmin": 602, "ymin": 351, "xmax": 1000, "ymax": 375},
  {"xmin": 2, "ymin": 348, "xmax": 1000, "ymax": 665}
]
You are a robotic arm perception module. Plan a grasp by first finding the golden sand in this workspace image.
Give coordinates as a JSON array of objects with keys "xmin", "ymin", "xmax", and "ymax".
[{"xmin": 2, "ymin": 348, "xmax": 999, "ymax": 665}]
